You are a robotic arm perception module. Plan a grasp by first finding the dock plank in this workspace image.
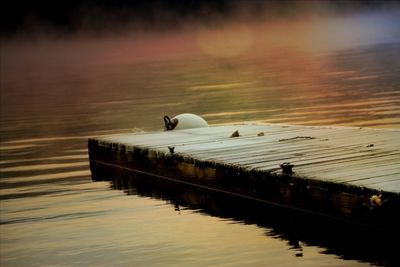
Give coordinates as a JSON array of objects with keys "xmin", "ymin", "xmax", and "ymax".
[{"xmin": 98, "ymin": 123, "xmax": 400, "ymax": 193}]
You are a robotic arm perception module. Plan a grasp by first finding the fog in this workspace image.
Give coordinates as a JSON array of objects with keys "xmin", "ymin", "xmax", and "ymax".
[
  {"xmin": 2, "ymin": 0, "xmax": 400, "ymax": 39},
  {"xmin": 1, "ymin": 1, "xmax": 400, "ymax": 138}
]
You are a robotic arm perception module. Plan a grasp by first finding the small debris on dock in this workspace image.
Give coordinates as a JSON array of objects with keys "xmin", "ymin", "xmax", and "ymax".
[
  {"xmin": 257, "ymin": 132, "xmax": 265, "ymax": 136},
  {"xmin": 230, "ymin": 130, "xmax": 240, "ymax": 138},
  {"xmin": 279, "ymin": 136, "xmax": 315, "ymax": 142}
]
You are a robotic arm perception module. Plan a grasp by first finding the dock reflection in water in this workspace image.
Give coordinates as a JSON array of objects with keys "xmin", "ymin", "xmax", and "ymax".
[{"xmin": 98, "ymin": 171, "xmax": 398, "ymax": 266}]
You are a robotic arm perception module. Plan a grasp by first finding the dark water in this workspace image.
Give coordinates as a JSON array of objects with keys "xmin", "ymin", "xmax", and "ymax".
[{"xmin": 1, "ymin": 11, "xmax": 400, "ymax": 266}]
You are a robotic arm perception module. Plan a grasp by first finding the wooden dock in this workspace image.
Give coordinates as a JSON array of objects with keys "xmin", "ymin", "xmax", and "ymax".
[{"xmin": 88, "ymin": 123, "xmax": 400, "ymax": 229}]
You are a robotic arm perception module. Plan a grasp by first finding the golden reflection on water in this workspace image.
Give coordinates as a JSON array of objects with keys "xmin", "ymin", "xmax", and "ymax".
[{"xmin": 1, "ymin": 179, "xmax": 369, "ymax": 267}]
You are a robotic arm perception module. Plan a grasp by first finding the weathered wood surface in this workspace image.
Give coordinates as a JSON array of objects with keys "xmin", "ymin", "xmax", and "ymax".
[{"xmin": 88, "ymin": 123, "xmax": 400, "ymax": 228}]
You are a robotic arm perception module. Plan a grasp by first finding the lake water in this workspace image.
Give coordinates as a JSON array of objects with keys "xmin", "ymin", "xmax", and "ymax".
[{"xmin": 1, "ymin": 10, "xmax": 400, "ymax": 266}]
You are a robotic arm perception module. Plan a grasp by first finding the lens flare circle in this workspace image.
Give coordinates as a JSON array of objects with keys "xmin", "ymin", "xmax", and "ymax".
[{"xmin": 197, "ymin": 25, "xmax": 253, "ymax": 58}]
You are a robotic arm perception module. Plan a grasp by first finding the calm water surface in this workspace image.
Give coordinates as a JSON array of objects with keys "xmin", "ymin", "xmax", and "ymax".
[{"xmin": 1, "ymin": 11, "xmax": 400, "ymax": 266}]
